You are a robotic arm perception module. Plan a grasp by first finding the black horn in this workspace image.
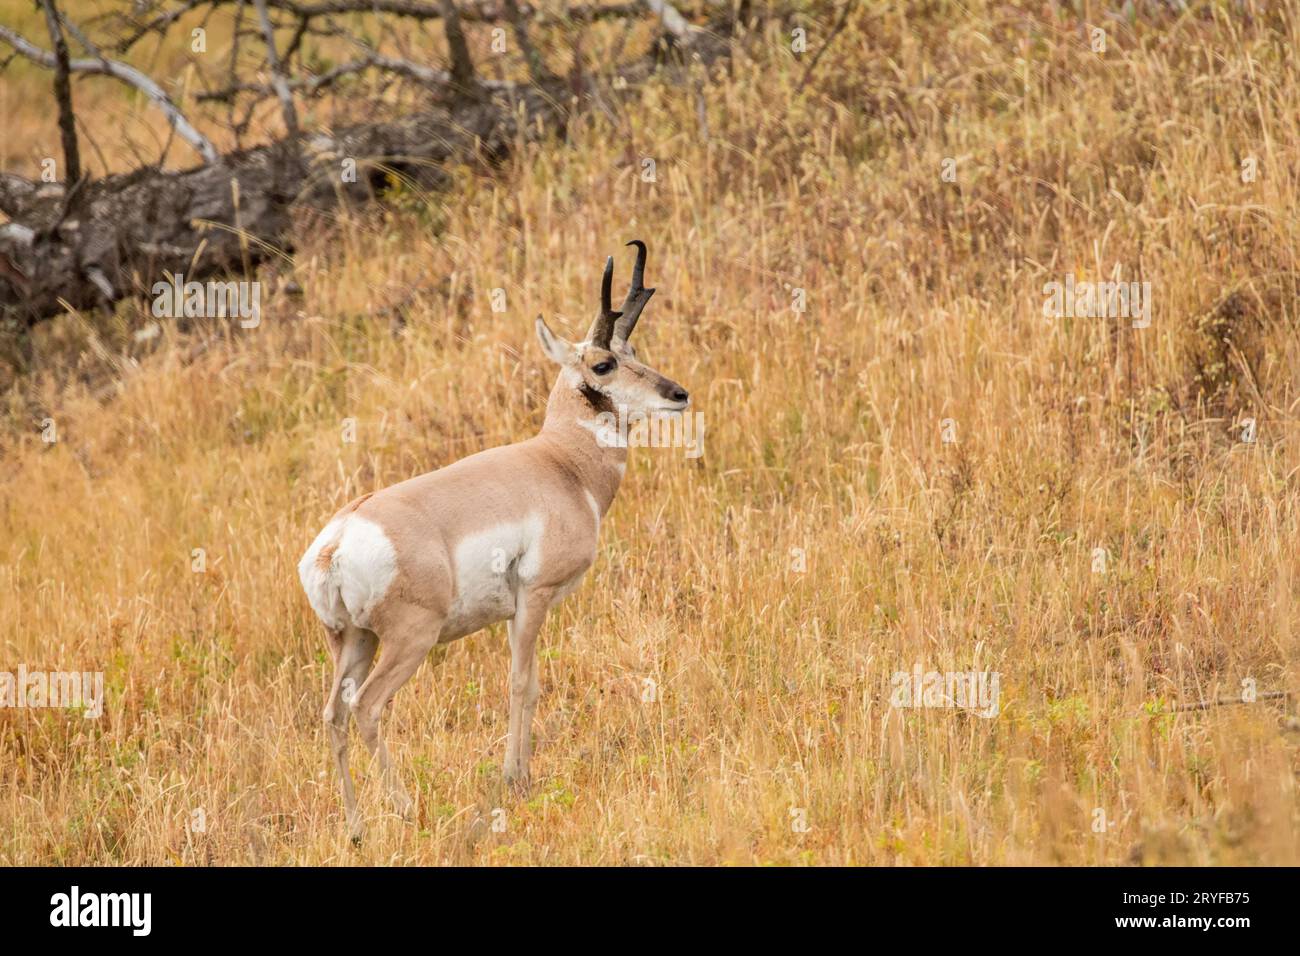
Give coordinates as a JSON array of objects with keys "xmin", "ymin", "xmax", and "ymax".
[
  {"xmin": 613, "ymin": 239, "xmax": 655, "ymax": 344},
  {"xmin": 585, "ymin": 255, "xmax": 621, "ymax": 348}
]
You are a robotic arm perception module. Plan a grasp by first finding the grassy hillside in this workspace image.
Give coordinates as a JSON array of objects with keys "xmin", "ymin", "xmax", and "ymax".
[{"xmin": 1, "ymin": 1, "xmax": 1298, "ymax": 864}]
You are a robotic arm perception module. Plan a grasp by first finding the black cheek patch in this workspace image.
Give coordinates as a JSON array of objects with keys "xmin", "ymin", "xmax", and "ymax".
[{"xmin": 579, "ymin": 382, "xmax": 613, "ymax": 413}]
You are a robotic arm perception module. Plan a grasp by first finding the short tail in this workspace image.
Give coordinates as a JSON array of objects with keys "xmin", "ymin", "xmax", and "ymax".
[{"xmin": 299, "ymin": 525, "xmax": 348, "ymax": 630}]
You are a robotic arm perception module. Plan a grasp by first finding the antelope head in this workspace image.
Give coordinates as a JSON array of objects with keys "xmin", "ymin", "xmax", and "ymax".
[{"xmin": 535, "ymin": 240, "xmax": 690, "ymax": 417}]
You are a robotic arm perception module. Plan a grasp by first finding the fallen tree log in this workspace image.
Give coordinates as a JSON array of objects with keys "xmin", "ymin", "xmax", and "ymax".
[
  {"xmin": 0, "ymin": 94, "xmax": 531, "ymax": 326},
  {"xmin": 0, "ymin": 0, "xmax": 729, "ymax": 330}
]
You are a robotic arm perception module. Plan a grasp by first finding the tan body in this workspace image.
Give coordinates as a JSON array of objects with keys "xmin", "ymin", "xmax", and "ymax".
[{"xmin": 299, "ymin": 242, "xmax": 687, "ymax": 840}]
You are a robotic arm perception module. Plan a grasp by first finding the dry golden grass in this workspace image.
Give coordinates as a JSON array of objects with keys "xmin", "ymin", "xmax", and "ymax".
[{"xmin": 2, "ymin": 1, "xmax": 1299, "ymax": 864}]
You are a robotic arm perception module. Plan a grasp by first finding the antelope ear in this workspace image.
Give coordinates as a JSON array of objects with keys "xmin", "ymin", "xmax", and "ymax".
[{"xmin": 535, "ymin": 316, "xmax": 573, "ymax": 365}]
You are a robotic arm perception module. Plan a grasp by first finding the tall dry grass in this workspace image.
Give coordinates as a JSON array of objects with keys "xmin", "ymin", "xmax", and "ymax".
[{"xmin": 1, "ymin": 1, "xmax": 1298, "ymax": 864}]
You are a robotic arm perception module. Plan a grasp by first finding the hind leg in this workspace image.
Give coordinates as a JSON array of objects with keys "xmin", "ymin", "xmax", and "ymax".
[
  {"xmin": 352, "ymin": 602, "xmax": 442, "ymax": 820},
  {"xmin": 323, "ymin": 624, "xmax": 378, "ymax": 841}
]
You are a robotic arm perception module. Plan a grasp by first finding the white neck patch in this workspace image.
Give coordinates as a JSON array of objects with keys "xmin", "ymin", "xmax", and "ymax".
[{"xmin": 576, "ymin": 415, "xmax": 626, "ymax": 448}]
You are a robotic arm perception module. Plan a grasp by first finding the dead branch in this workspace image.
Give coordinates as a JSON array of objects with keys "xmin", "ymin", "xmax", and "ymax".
[
  {"xmin": 796, "ymin": 0, "xmax": 856, "ymax": 93},
  {"xmin": 116, "ymin": 0, "xmax": 643, "ymax": 51},
  {"xmin": 502, "ymin": 0, "xmax": 550, "ymax": 86},
  {"xmin": 38, "ymin": 0, "xmax": 82, "ymax": 187},
  {"xmin": 439, "ymin": 0, "xmax": 479, "ymax": 98},
  {"xmin": 195, "ymin": 50, "xmax": 514, "ymax": 102},
  {"xmin": 252, "ymin": 0, "xmax": 300, "ymax": 135},
  {"xmin": 0, "ymin": 25, "xmax": 219, "ymax": 164}
]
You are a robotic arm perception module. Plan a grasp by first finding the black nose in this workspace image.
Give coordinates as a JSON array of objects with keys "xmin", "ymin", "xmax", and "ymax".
[{"xmin": 670, "ymin": 387, "xmax": 689, "ymax": 404}]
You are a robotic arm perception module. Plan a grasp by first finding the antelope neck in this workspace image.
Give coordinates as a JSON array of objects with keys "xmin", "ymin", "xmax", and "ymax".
[{"xmin": 539, "ymin": 375, "xmax": 627, "ymax": 513}]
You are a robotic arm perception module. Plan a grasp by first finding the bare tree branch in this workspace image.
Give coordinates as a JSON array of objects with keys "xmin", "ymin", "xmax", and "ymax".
[
  {"xmin": 228, "ymin": 0, "xmax": 247, "ymax": 147},
  {"xmin": 282, "ymin": 13, "xmax": 313, "ymax": 66},
  {"xmin": 195, "ymin": 50, "xmax": 514, "ymax": 102},
  {"xmin": 114, "ymin": 0, "xmax": 212, "ymax": 54},
  {"xmin": 252, "ymin": 0, "xmax": 300, "ymax": 135},
  {"xmin": 115, "ymin": 0, "xmax": 644, "ymax": 52},
  {"xmin": 796, "ymin": 0, "xmax": 856, "ymax": 93},
  {"xmin": 502, "ymin": 0, "xmax": 550, "ymax": 86},
  {"xmin": 58, "ymin": 10, "xmax": 178, "ymax": 168},
  {"xmin": 439, "ymin": 0, "xmax": 478, "ymax": 98},
  {"xmin": 38, "ymin": 0, "xmax": 82, "ymax": 186},
  {"xmin": 0, "ymin": 25, "xmax": 220, "ymax": 164}
]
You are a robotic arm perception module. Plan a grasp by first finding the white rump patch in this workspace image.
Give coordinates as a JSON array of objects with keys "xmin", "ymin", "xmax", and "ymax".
[
  {"xmin": 297, "ymin": 514, "xmax": 397, "ymax": 630},
  {"xmin": 335, "ymin": 516, "xmax": 398, "ymax": 628},
  {"xmin": 298, "ymin": 517, "xmax": 346, "ymax": 629}
]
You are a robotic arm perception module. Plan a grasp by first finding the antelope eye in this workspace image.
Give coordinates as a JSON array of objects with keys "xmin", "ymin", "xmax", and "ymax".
[{"xmin": 591, "ymin": 360, "xmax": 616, "ymax": 375}]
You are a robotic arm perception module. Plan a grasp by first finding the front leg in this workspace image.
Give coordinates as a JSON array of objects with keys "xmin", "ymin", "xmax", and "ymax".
[{"xmin": 504, "ymin": 587, "xmax": 552, "ymax": 791}]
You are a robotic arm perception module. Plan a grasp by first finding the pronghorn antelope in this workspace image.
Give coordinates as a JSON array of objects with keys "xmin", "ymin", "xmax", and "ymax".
[{"xmin": 298, "ymin": 241, "xmax": 689, "ymax": 839}]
